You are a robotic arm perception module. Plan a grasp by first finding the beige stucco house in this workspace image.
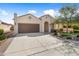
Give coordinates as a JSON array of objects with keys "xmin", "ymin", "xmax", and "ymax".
[
  {"xmin": 0, "ymin": 21, "xmax": 12, "ymax": 33},
  {"xmin": 14, "ymin": 13, "xmax": 55, "ymax": 34}
]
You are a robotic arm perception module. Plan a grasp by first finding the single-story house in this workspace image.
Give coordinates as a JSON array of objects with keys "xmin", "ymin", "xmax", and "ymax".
[
  {"xmin": 14, "ymin": 13, "xmax": 55, "ymax": 34},
  {"xmin": 0, "ymin": 21, "xmax": 13, "ymax": 33}
]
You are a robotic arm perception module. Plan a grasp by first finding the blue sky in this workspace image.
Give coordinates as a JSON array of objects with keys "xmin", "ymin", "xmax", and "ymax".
[{"xmin": 0, "ymin": 3, "xmax": 79, "ymax": 24}]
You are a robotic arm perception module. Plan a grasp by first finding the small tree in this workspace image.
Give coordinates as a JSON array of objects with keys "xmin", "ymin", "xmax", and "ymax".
[{"xmin": 59, "ymin": 4, "xmax": 78, "ymax": 32}]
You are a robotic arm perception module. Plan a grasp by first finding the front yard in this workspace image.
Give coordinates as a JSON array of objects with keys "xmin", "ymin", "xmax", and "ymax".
[
  {"xmin": 32, "ymin": 40, "xmax": 79, "ymax": 56},
  {"xmin": 2, "ymin": 33, "xmax": 79, "ymax": 56}
]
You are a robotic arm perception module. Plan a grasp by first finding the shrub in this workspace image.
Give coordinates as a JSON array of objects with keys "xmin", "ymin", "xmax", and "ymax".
[
  {"xmin": 61, "ymin": 33, "xmax": 72, "ymax": 40},
  {"xmin": 60, "ymin": 29, "xmax": 63, "ymax": 32},
  {"xmin": 53, "ymin": 30, "xmax": 58, "ymax": 35},
  {"xmin": 0, "ymin": 29, "xmax": 6, "ymax": 41},
  {"xmin": 61, "ymin": 33, "xmax": 69, "ymax": 37},
  {"xmin": 68, "ymin": 25, "xmax": 72, "ymax": 28},
  {"xmin": 74, "ymin": 30, "xmax": 79, "ymax": 33},
  {"xmin": 0, "ymin": 29, "xmax": 4, "ymax": 35},
  {"xmin": 73, "ymin": 26, "xmax": 79, "ymax": 30},
  {"xmin": 0, "ymin": 34, "xmax": 6, "ymax": 41},
  {"xmin": 63, "ymin": 26, "xmax": 66, "ymax": 28},
  {"xmin": 66, "ymin": 36, "xmax": 72, "ymax": 40},
  {"xmin": 60, "ymin": 32, "xmax": 71, "ymax": 37},
  {"xmin": 76, "ymin": 35, "xmax": 79, "ymax": 37}
]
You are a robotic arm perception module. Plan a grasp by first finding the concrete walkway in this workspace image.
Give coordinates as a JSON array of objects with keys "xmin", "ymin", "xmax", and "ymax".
[{"xmin": 3, "ymin": 33, "xmax": 62, "ymax": 56}]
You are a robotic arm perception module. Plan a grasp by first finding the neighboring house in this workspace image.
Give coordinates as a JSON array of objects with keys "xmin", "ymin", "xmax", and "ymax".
[
  {"xmin": 53, "ymin": 23, "xmax": 63, "ymax": 30},
  {"xmin": 63, "ymin": 28, "xmax": 74, "ymax": 32},
  {"xmin": 14, "ymin": 13, "xmax": 55, "ymax": 34},
  {"xmin": 54, "ymin": 23, "xmax": 74, "ymax": 32},
  {"xmin": 0, "ymin": 21, "xmax": 12, "ymax": 33}
]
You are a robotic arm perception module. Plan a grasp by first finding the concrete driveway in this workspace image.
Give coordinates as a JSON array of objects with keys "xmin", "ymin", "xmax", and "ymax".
[{"xmin": 3, "ymin": 33, "xmax": 62, "ymax": 56}]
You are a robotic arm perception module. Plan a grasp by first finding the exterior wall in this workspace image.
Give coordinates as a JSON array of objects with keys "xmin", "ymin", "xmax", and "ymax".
[
  {"xmin": 17, "ymin": 14, "xmax": 41, "ymax": 24},
  {"xmin": 54, "ymin": 23, "xmax": 63, "ymax": 30},
  {"xmin": 0, "ymin": 24, "xmax": 11, "ymax": 33},
  {"xmin": 14, "ymin": 21, "xmax": 18, "ymax": 34},
  {"xmin": 40, "ymin": 21, "xmax": 43, "ymax": 32}
]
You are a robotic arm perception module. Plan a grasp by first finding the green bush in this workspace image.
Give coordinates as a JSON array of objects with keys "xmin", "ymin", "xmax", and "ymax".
[
  {"xmin": 0, "ymin": 29, "xmax": 6, "ymax": 41},
  {"xmin": 0, "ymin": 29, "xmax": 4, "ymax": 35},
  {"xmin": 74, "ymin": 30, "xmax": 79, "ymax": 33},
  {"xmin": 66, "ymin": 36, "xmax": 72, "ymax": 40},
  {"xmin": 0, "ymin": 34, "xmax": 6, "ymax": 41},
  {"xmin": 60, "ymin": 32, "xmax": 72, "ymax": 37},
  {"xmin": 73, "ymin": 26, "xmax": 79, "ymax": 30}
]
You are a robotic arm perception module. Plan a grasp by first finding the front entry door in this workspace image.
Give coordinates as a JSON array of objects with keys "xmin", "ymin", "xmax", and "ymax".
[{"xmin": 44, "ymin": 22, "xmax": 49, "ymax": 32}]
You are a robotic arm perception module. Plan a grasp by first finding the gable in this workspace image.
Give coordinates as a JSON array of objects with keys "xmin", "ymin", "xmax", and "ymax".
[
  {"xmin": 39, "ymin": 15, "xmax": 55, "ymax": 23},
  {"xmin": 17, "ymin": 14, "xmax": 41, "ymax": 24},
  {"xmin": 40, "ymin": 15, "xmax": 54, "ymax": 20}
]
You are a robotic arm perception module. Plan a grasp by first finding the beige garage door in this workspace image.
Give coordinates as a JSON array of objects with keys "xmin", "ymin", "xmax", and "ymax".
[{"xmin": 18, "ymin": 23, "xmax": 39, "ymax": 33}]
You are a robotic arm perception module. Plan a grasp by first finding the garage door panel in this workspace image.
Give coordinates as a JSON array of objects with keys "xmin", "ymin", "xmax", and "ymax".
[{"xmin": 18, "ymin": 24, "xmax": 39, "ymax": 33}]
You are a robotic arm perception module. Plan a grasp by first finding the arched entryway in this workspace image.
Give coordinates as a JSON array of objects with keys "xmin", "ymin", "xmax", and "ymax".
[{"xmin": 44, "ymin": 22, "xmax": 49, "ymax": 32}]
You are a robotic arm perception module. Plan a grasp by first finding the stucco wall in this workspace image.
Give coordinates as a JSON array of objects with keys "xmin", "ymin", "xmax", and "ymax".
[
  {"xmin": 17, "ymin": 14, "xmax": 41, "ymax": 24},
  {"xmin": 0, "ymin": 24, "xmax": 11, "ymax": 33},
  {"xmin": 54, "ymin": 23, "xmax": 63, "ymax": 30}
]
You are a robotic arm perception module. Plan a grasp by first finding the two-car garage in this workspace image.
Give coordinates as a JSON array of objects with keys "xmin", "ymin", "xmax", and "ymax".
[{"xmin": 18, "ymin": 23, "xmax": 39, "ymax": 33}]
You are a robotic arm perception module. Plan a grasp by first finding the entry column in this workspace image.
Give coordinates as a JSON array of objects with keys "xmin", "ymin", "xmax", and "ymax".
[{"xmin": 48, "ymin": 23, "xmax": 51, "ymax": 32}]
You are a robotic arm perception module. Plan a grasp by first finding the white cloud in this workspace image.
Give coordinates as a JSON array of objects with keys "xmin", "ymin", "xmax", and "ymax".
[
  {"xmin": 0, "ymin": 9, "xmax": 13, "ymax": 24},
  {"xmin": 43, "ymin": 9, "xmax": 55, "ymax": 17},
  {"xmin": 43, "ymin": 9, "xmax": 60, "ymax": 17},
  {"xmin": 27, "ymin": 10, "xmax": 37, "ymax": 14},
  {"xmin": 55, "ymin": 11, "xmax": 61, "ymax": 16},
  {"xmin": 0, "ymin": 9, "xmax": 9, "ymax": 16},
  {"xmin": 76, "ymin": 8, "xmax": 79, "ymax": 13}
]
